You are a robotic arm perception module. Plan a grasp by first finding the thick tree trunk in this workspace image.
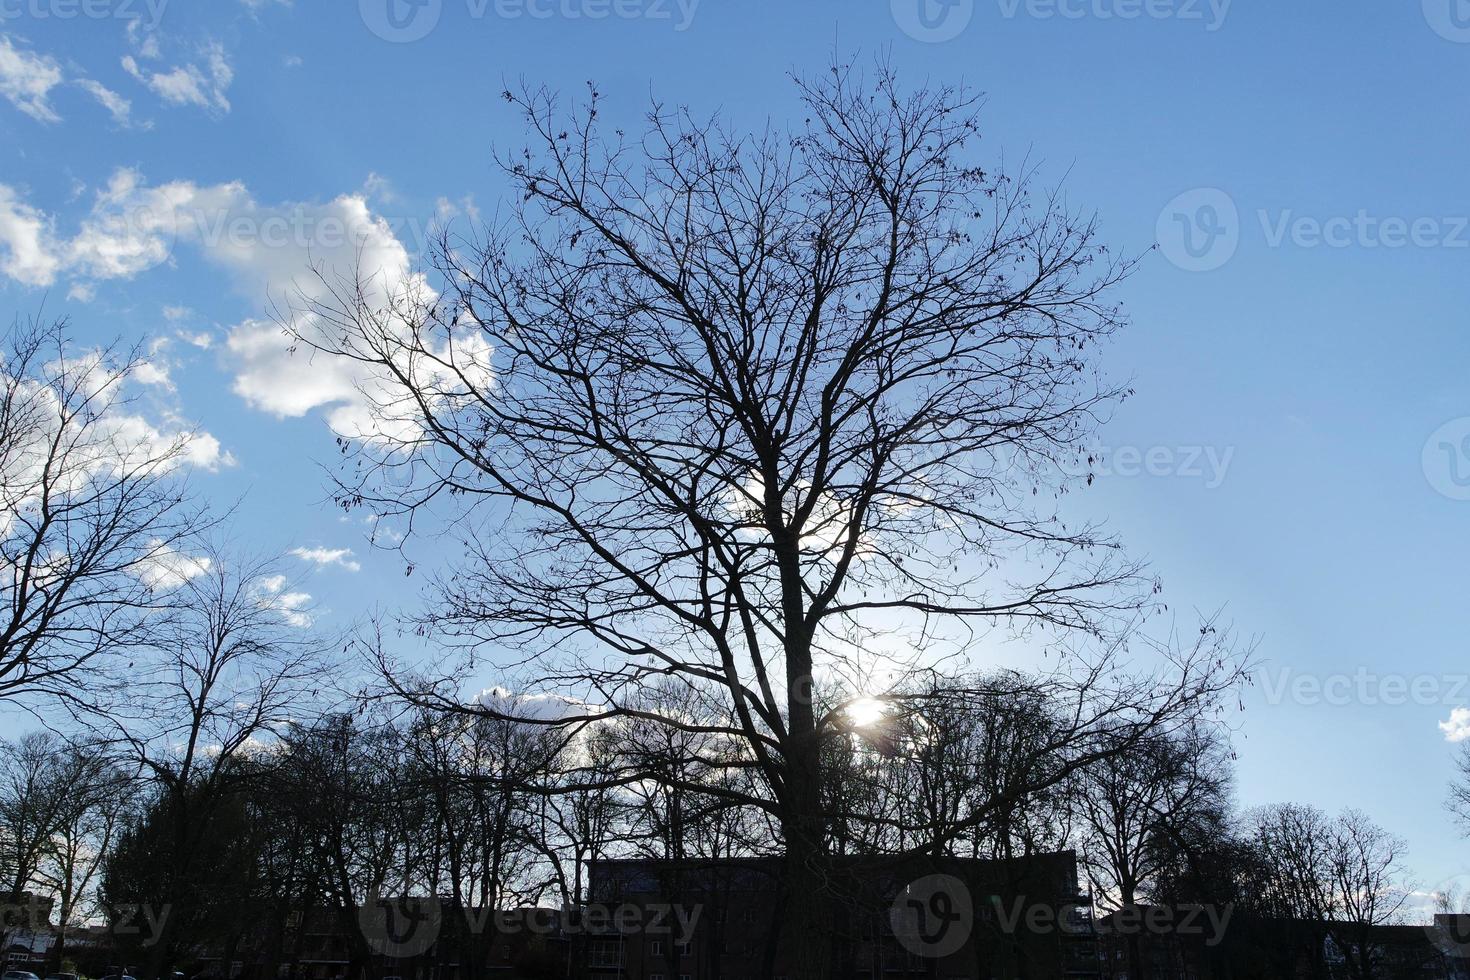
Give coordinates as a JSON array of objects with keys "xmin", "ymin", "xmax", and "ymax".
[
  {"xmin": 781, "ymin": 608, "xmax": 834, "ymax": 980},
  {"xmin": 781, "ymin": 834, "xmax": 834, "ymax": 980},
  {"xmin": 781, "ymin": 720, "xmax": 833, "ymax": 980}
]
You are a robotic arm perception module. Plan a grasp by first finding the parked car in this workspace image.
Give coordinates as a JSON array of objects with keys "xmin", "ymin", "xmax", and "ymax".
[
  {"xmin": 97, "ymin": 973, "xmax": 138, "ymax": 980},
  {"xmin": 44, "ymin": 973, "xmax": 80, "ymax": 980},
  {"xmin": 4, "ymin": 971, "xmax": 43, "ymax": 980}
]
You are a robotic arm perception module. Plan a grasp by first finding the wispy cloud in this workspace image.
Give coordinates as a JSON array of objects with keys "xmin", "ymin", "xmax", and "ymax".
[
  {"xmin": 0, "ymin": 35, "xmax": 63, "ymax": 123},
  {"xmin": 75, "ymin": 78, "xmax": 136, "ymax": 127},
  {"xmin": 289, "ymin": 546, "xmax": 362, "ymax": 573},
  {"xmin": 122, "ymin": 41, "xmax": 233, "ymax": 115},
  {"xmin": 254, "ymin": 574, "xmax": 313, "ymax": 628}
]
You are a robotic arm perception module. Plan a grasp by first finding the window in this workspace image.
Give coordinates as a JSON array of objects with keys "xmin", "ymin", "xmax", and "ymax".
[
  {"xmin": 650, "ymin": 940, "xmax": 662, "ymax": 956},
  {"xmin": 589, "ymin": 940, "xmax": 623, "ymax": 969},
  {"xmin": 678, "ymin": 942, "xmax": 692, "ymax": 957},
  {"xmin": 649, "ymin": 975, "xmax": 664, "ymax": 980}
]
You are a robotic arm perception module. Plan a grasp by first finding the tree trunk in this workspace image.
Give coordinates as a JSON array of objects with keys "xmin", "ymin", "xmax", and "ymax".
[
  {"xmin": 781, "ymin": 610, "xmax": 834, "ymax": 980},
  {"xmin": 781, "ymin": 717, "xmax": 833, "ymax": 980}
]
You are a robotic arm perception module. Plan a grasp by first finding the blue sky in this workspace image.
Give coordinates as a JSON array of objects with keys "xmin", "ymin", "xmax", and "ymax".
[{"xmin": 1, "ymin": 0, "xmax": 1467, "ymax": 900}]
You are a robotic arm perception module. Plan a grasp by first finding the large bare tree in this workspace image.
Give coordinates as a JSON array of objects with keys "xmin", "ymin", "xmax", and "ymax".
[
  {"xmin": 0, "ymin": 318, "xmax": 204, "ymax": 711},
  {"xmin": 291, "ymin": 63, "xmax": 1245, "ymax": 978}
]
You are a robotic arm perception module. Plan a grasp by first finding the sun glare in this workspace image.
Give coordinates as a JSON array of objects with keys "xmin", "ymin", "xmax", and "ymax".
[{"xmin": 845, "ymin": 696, "xmax": 888, "ymax": 728}]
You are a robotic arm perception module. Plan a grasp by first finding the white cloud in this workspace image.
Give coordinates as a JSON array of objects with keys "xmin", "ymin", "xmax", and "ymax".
[
  {"xmin": 1441, "ymin": 707, "xmax": 1470, "ymax": 743},
  {"xmin": 253, "ymin": 574, "xmax": 313, "ymax": 628},
  {"xmin": 75, "ymin": 79, "xmax": 134, "ymax": 127},
  {"xmin": 362, "ymin": 172, "xmax": 394, "ymax": 203},
  {"xmin": 289, "ymin": 546, "xmax": 361, "ymax": 573},
  {"xmin": 0, "ymin": 184, "xmax": 62, "ymax": 286},
  {"xmin": 474, "ymin": 686, "xmax": 593, "ymax": 723},
  {"xmin": 133, "ymin": 541, "xmax": 212, "ymax": 591},
  {"xmin": 127, "ymin": 25, "xmax": 162, "ymax": 61},
  {"xmin": 0, "ymin": 169, "xmax": 488, "ymax": 446},
  {"xmin": 0, "ymin": 35, "xmax": 146, "ymax": 127},
  {"xmin": 181, "ymin": 430, "xmax": 234, "ymax": 470},
  {"xmin": 70, "ymin": 169, "xmax": 243, "ymax": 280},
  {"xmin": 2, "ymin": 343, "xmax": 235, "ymax": 511},
  {"xmin": 0, "ymin": 35, "xmax": 63, "ymax": 123},
  {"xmin": 162, "ymin": 307, "xmax": 216, "ymax": 349},
  {"xmin": 177, "ymin": 330, "xmax": 214, "ymax": 349},
  {"xmin": 132, "ymin": 359, "xmax": 173, "ymax": 389},
  {"xmin": 122, "ymin": 41, "xmax": 232, "ymax": 114},
  {"xmin": 0, "ymin": 169, "xmax": 249, "ymax": 289}
]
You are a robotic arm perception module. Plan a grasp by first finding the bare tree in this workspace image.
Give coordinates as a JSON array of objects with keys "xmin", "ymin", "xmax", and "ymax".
[
  {"xmin": 274, "ymin": 714, "xmax": 410, "ymax": 980},
  {"xmin": 0, "ymin": 318, "xmax": 205, "ymax": 712},
  {"xmin": 1327, "ymin": 808, "xmax": 1412, "ymax": 980},
  {"xmin": 0, "ymin": 731, "xmax": 129, "ymax": 956},
  {"xmin": 0, "ymin": 732, "xmax": 70, "ymax": 908},
  {"xmin": 530, "ymin": 723, "xmax": 627, "ymax": 907},
  {"xmin": 293, "ymin": 63, "xmax": 1246, "ymax": 978},
  {"xmin": 1450, "ymin": 743, "xmax": 1470, "ymax": 834},
  {"xmin": 1247, "ymin": 804, "xmax": 1414, "ymax": 980},
  {"xmin": 35, "ymin": 744, "xmax": 133, "ymax": 973},
  {"xmin": 101, "ymin": 546, "xmax": 325, "ymax": 978},
  {"xmin": 1072, "ymin": 725, "xmax": 1232, "ymax": 979}
]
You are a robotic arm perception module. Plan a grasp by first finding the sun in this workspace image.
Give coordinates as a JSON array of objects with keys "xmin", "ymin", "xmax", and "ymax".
[{"xmin": 844, "ymin": 696, "xmax": 888, "ymax": 729}]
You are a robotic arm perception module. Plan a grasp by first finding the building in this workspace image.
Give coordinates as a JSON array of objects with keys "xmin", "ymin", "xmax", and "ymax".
[
  {"xmin": 1, "ymin": 893, "xmax": 57, "ymax": 972},
  {"xmin": 1097, "ymin": 910, "xmax": 1465, "ymax": 980},
  {"xmin": 582, "ymin": 850, "xmax": 1103, "ymax": 979}
]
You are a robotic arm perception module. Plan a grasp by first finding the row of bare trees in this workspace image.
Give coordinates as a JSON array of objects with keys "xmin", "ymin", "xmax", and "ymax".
[{"xmin": 0, "ymin": 682, "xmax": 1429, "ymax": 980}]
